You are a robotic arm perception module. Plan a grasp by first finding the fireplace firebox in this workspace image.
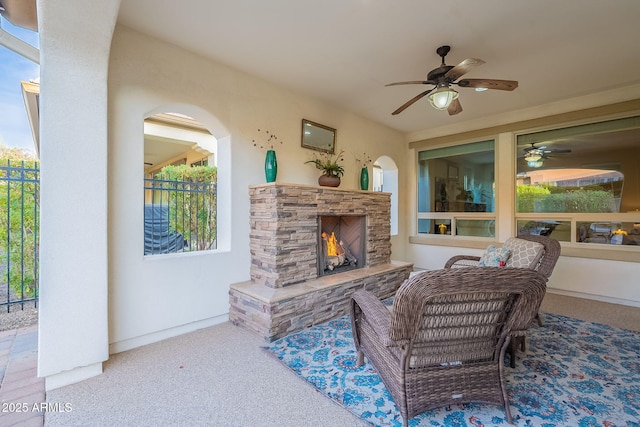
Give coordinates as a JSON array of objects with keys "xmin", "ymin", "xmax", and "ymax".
[{"xmin": 318, "ymin": 215, "xmax": 366, "ymax": 276}]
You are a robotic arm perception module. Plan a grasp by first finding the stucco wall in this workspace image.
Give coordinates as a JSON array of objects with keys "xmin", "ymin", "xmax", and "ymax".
[
  {"xmin": 107, "ymin": 25, "xmax": 408, "ymax": 352},
  {"xmin": 37, "ymin": 0, "xmax": 120, "ymax": 390}
]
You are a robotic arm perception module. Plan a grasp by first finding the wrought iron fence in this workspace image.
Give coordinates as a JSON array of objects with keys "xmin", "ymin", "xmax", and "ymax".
[
  {"xmin": 143, "ymin": 176, "xmax": 217, "ymax": 255},
  {"xmin": 1, "ymin": 160, "xmax": 39, "ymax": 312}
]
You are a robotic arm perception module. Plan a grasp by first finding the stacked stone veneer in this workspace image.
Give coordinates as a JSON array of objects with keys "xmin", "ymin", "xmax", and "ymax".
[
  {"xmin": 229, "ymin": 183, "xmax": 412, "ymax": 341},
  {"xmin": 249, "ymin": 183, "xmax": 392, "ymax": 288}
]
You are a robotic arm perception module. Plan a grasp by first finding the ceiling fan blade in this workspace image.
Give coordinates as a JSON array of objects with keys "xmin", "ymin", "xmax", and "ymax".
[
  {"xmin": 444, "ymin": 58, "xmax": 485, "ymax": 81},
  {"xmin": 457, "ymin": 78, "xmax": 518, "ymax": 91},
  {"xmin": 447, "ymin": 98, "xmax": 463, "ymax": 116},
  {"xmin": 546, "ymin": 149, "xmax": 572, "ymax": 154},
  {"xmin": 385, "ymin": 80, "xmax": 434, "ymax": 87},
  {"xmin": 391, "ymin": 88, "xmax": 434, "ymax": 115}
]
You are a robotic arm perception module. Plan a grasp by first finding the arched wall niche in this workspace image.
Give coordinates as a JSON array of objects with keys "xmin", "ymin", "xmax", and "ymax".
[
  {"xmin": 142, "ymin": 104, "xmax": 232, "ymax": 252},
  {"xmin": 373, "ymin": 155, "xmax": 399, "ymax": 236}
]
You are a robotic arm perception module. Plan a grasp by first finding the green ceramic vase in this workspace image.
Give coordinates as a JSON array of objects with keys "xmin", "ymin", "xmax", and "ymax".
[
  {"xmin": 265, "ymin": 150, "xmax": 277, "ymax": 183},
  {"xmin": 359, "ymin": 166, "xmax": 369, "ymax": 191}
]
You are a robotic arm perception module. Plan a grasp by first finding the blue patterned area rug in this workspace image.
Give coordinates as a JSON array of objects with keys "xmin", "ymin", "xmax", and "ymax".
[{"xmin": 264, "ymin": 312, "xmax": 640, "ymax": 426}]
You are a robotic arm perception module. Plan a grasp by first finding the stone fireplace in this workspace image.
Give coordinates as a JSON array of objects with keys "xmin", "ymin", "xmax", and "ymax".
[{"xmin": 229, "ymin": 183, "xmax": 413, "ymax": 341}]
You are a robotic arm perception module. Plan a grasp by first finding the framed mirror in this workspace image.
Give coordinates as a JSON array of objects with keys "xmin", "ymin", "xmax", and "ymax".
[{"xmin": 301, "ymin": 119, "xmax": 336, "ymax": 154}]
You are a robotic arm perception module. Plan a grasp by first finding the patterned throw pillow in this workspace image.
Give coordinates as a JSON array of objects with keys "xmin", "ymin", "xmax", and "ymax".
[
  {"xmin": 478, "ymin": 245, "xmax": 511, "ymax": 267},
  {"xmin": 503, "ymin": 237, "xmax": 545, "ymax": 269}
]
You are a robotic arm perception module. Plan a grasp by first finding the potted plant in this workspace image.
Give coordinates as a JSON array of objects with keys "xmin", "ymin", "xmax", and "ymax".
[{"xmin": 305, "ymin": 149, "xmax": 345, "ymax": 187}]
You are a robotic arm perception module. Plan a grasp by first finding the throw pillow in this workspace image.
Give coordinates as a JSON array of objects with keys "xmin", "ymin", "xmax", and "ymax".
[
  {"xmin": 503, "ymin": 237, "xmax": 545, "ymax": 269},
  {"xmin": 478, "ymin": 245, "xmax": 511, "ymax": 267}
]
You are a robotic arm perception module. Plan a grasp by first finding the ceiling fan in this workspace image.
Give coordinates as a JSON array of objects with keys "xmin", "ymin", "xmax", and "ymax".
[
  {"xmin": 386, "ymin": 45, "xmax": 518, "ymax": 116},
  {"xmin": 523, "ymin": 143, "xmax": 572, "ymax": 159},
  {"xmin": 523, "ymin": 143, "xmax": 572, "ymax": 167}
]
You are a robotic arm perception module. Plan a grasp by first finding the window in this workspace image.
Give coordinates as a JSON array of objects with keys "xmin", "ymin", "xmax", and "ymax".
[
  {"xmin": 143, "ymin": 113, "xmax": 218, "ymax": 255},
  {"xmin": 417, "ymin": 140, "xmax": 495, "ymax": 237},
  {"xmin": 516, "ymin": 116, "xmax": 640, "ymax": 247},
  {"xmin": 190, "ymin": 158, "xmax": 209, "ymax": 167}
]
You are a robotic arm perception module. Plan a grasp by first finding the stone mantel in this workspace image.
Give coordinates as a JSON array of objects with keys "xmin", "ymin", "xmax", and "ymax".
[{"xmin": 249, "ymin": 181, "xmax": 389, "ymax": 194}]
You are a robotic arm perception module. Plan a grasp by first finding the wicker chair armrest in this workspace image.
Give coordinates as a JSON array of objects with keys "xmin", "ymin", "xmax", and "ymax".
[
  {"xmin": 444, "ymin": 255, "xmax": 481, "ymax": 269},
  {"xmin": 351, "ymin": 290, "xmax": 395, "ymax": 346}
]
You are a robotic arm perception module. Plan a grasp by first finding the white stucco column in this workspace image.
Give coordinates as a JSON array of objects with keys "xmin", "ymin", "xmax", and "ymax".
[{"xmin": 37, "ymin": 0, "xmax": 121, "ymax": 389}]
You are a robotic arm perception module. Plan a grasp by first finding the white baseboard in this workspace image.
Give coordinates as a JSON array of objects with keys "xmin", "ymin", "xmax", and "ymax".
[
  {"xmin": 45, "ymin": 362, "xmax": 103, "ymax": 391},
  {"xmin": 547, "ymin": 288, "xmax": 640, "ymax": 308},
  {"xmin": 109, "ymin": 314, "xmax": 229, "ymax": 355}
]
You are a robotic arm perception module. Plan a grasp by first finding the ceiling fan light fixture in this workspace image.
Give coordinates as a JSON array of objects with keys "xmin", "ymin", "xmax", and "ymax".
[
  {"xmin": 524, "ymin": 153, "xmax": 542, "ymax": 162},
  {"xmin": 427, "ymin": 86, "xmax": 459, "ymax": 110},
  {"xmin": 527, "ymin": 160, "xmax": 544, "ymax": 168}
]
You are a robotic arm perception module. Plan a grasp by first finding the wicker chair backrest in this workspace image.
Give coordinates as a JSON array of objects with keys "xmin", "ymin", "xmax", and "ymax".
[
  {"xmin": 389, "ymin": 267, "xmax": 547, "ymax": 367},
  {"xmin": 513, "ymin": 234, "xmax": 561, "ymax": 280}
]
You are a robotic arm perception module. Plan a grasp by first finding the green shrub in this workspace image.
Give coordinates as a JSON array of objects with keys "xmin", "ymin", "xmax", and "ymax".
[
  {"xmin": 517, "ymin": 184, "xmax": 616, "ymax": 213},
  {"xmin": 155, "ymin": 164, "xmax": 218, "ymax": 251},
  {"xmin": 0, "ymin": 145, "xmax": 39, "ymax": 299},
  {"xmin": 538, "ymin": 189, "xmax": 615, "ymax": 213},
  {"xmin": 516, "ymin": 185, "xmax": 550, "ymax": 213}
]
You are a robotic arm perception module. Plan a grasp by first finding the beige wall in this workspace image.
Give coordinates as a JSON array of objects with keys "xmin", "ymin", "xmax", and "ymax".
[{"xmin": 107, "ymin": 25, "xmax": 409, "ymax": 353}]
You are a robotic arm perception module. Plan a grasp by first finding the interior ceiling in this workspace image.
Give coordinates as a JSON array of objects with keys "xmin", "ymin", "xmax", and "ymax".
[{"xmin": 117, "ymin": 0, "xmax": 640, "ymax": 137}]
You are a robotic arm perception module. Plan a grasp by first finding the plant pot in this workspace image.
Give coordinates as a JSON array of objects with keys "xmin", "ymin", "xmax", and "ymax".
[
  {"xmin": 264, "ymin": 149, "xmax": 277, "ymax": 183},
  {"xmin": 318, "ymin": 174, "xmax": 341, "ymax": 187}
]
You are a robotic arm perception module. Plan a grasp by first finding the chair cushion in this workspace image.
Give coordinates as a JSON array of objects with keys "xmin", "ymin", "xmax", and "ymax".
[
  {"xmin": 503, "ymin": 237, "xmax": 545, "ymax": 269},
  {"xmin": 478, "ymin": 245, "xmax": 511, "ymax": 267}
]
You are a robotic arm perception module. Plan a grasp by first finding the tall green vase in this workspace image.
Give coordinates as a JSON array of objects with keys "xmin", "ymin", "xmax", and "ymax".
[
  {"xmin": 359, "ymin": 166, "xmax": 369, "ymax": 191},
  {"xmin": 265, "ymin": 150, "xmax": 277, "ymax": 183}
]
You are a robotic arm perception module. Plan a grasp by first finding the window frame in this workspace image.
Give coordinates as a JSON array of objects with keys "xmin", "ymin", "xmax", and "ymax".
[
  {"xmin": 409, "ymin": 103, "xmax": 640, "ymax": 263},
  {"xmin": 415, "ymin": 137, "xmax": 498, "ymax": 240}
]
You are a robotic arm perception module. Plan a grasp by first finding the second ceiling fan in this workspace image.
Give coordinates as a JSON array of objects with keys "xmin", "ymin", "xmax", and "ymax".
[{"xmin": 387, "ymin": 45, "xmax": 518, "ymax": 116}]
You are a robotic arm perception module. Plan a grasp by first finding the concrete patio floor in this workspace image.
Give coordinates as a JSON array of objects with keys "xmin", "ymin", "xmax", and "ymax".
[{"xmin": 0, "ymin": 292, "xmax": 638, "ymax": 426}]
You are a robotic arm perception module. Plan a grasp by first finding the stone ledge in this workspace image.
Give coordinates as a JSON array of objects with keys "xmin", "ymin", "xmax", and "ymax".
[
  {"xmin": 231, "ymin": 260, "xmax": 412, "ymax": 303},
  {"xmin": 248, "ymin": 182, "xmax": 391, "ymax": 196}
]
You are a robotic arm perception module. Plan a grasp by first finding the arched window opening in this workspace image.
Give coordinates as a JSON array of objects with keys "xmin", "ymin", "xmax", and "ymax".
[{"xmin": 143, "ymin": 113, "xmax": 218, "ymax": 255}]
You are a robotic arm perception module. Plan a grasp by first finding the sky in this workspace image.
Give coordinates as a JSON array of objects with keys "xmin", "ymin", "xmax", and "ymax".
[{"xmin": 0, "ymin": 17, "xmax": 39, "ymax": 153}]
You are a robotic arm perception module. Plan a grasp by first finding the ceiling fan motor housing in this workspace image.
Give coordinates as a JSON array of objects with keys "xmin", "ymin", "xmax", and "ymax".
[{"xmin": 427, "ymin": 65, "xmax": 454, "ymax": 82}]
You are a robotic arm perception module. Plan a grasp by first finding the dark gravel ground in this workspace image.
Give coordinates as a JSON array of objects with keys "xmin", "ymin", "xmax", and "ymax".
[
  {"xmin": 1, "ymin": 278, "xmax": 38, "ymax": 331},
  {"xmin": 0, "ymin": 306, "xmax": 38, "ymax": 331}
]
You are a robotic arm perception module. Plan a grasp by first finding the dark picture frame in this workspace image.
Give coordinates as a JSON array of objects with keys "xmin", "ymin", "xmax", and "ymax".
[{"xmin": 301, "ymin": 119, "xmax": 336, "ymax": 154}]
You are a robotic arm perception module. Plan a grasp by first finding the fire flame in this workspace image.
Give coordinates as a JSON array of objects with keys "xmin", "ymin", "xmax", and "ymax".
[
  {"xmin": 327, "ymin": 232, "xmax": 338, "ymax": 256},
  {"xmin": 323, "ymin": 231, "xmax": 344, "ymax": 257}
]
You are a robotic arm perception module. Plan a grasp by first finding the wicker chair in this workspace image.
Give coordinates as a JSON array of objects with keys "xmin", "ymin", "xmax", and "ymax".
[
  {"xmin": 444, "ymin": 234, "xmax": 561, "ymax": 367},
  {"xmin": 350, "ymin": 268, "xmax": 546, "ymax": 426},
  {"xmin": 444, "ymin": 235, "xmax": 561, "ymax": 282}
]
